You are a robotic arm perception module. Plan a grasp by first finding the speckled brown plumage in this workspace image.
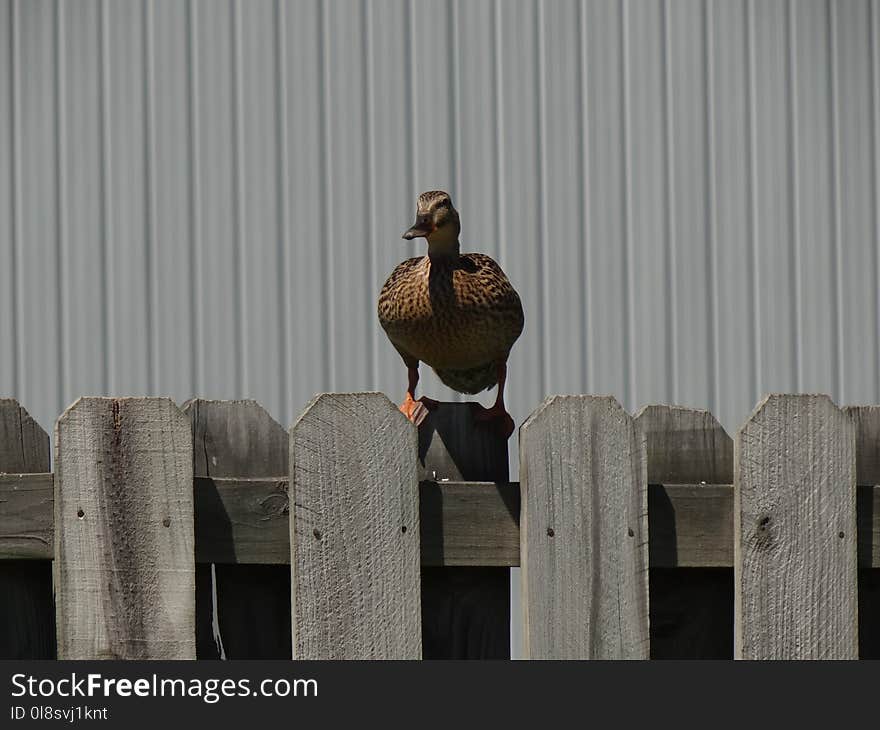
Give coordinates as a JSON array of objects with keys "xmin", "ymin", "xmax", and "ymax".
[
  {"xmin": 377, "ymin": 193, "xmax": 524, "ymax": 395},
  {"xmin": 378, "ymin": 253, "xmax": 524, "ymax": 393}
]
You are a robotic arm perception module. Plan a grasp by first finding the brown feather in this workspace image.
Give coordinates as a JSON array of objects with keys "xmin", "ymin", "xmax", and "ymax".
[{"xmin": 377, "ymin": 251, "xmax": 524, "ymax": 393}]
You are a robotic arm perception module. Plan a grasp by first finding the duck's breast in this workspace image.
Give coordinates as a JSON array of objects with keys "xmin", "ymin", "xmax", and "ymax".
[{"xmin": 378, "ymin": 254, "xmax": 523, "ymax": 370}]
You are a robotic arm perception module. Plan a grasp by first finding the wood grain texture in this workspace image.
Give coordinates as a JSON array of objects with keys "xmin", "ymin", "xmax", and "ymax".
[
  {"xmin": 290, "ymin": 393, "xmax": 420, "ymax": 659},
  {"xmin": 54, "ymin": 398, "xmax": 194, "ymax": 659},
  {"xmin": 419, "ymin": 480, "xmax": 519, "ymax": 566},
  {"xmin": 635, "ymin": 404, "xmax": 733, "ymax": 484},
  {"xmin": 184, "ymin": 399, "xmax": 289, "ymax": 477},
  {"xmin": 0, "ymin": 399, "xmax": 51, "ymax": 473},
  {"xmin": 0, "ymin": 473, "xmax": 54, "ymax": 560},
  {"xmin": 193, "ymin": 477, "xmax": 289, "ymax": 564},
  {"xmin": 417, "ymin": 403, "xmax": 509, "ymax": 482},
  {"xmin": 735, "ymin": 394, "xmax": 857, "ymax": 660},
  {"xmin": 648, "ymin": 484, "xmax": 732, "ymax": 568},
  {"xmin": 418, "ymin": 402, "xmax": 511, "ymax": 659},
  {"xmin": 0, "ymin": 400, "xmax": 54, "ymax": 658},
  {"xmin": 844, "ymin": 405, "xmax": 880, "ymax": 485},
  {"xmin": 8, "ymin": 476, "xmax": 880, "ymax": 569},
  {"xmin": 184, "ymin": 398, "xmax": 291, "ymax": 659},
  {"xmin": 636, "ymin": 405, "xmax": 734, "ymax": 659},
  {"xmin": 519, "ymin": 396, "xmax": 649, "ymax": 659}
]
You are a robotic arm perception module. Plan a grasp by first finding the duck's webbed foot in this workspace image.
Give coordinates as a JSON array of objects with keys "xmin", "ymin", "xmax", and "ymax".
[
  {"xmin": 399, "ymin": 365, "xmax": 438, "ymax": 426},
  {"xmin": 400, "ymin": 393, "xmax": 430, "ymax": 426},
  {"xmin": 468, "ymin": 361, "xmax": 515, "ymax": 439},
  {"xmin": 469, "ymin": 401, "xmax": 516, "ymax": 440}
]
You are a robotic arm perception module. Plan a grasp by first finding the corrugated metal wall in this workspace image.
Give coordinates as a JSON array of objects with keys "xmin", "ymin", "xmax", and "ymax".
[{"xmin": 2, "ymin": 0, "xmax": 878, "ymax": 442}]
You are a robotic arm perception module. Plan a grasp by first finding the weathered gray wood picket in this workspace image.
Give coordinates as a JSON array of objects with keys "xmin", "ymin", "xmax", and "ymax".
[
  {"xmin": 0, "ymin": 392, "xmax": 877, "ymax": 659},
  {"xmin": 185, "ymin": 398, "xmax": 291, "ymax": 659}
]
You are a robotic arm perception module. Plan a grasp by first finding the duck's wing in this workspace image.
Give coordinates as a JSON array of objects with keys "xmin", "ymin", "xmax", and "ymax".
[
  {"xmin": 461, "ymin": 253, "xmax": 525, "ymax": 347},
  {"xmin": 377, "ymin": 256, "xmax": 425, "ymax": 367}
]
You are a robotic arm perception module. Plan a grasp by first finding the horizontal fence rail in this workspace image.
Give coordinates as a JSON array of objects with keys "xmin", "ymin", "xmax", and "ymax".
[
  {"xmin": 7, "ymin": 477, "xmax": 880, "ymax": 569},
  {"xmin": 0, "ymin": 394, "xmax": 878, "ymax": 660}
]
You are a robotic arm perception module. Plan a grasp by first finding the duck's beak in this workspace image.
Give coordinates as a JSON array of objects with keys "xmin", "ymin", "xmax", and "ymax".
[{"xmin": 402, "ymin": 214, "xmax": 433, "ymax": 240}]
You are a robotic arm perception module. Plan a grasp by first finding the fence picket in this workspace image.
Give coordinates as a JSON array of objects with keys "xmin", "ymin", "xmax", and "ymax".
[
  {"xmin": 0, "ymin": 400, "xmax": 54, "ymax": 658},
  {"xmin": 184, "ymin": 399, "xmax": 291, "ymax": 659},
  {"xmin": 840, "ymin": 405, "xmax": 880, "ymax": 658},
  {"xmin": 635, "ymin": 404, "xmax": 733, "ymax": 485},
  {"xmin": 418, "ymin": 402, "xmax": 511, "ymax": 659},
  {"xmin": 0, "ymin": 390, "xmax": 874, "ymax": 659},
  {"xmin": 735, "ymin": 394, "xmax": 857, "ymax": 659},
  {"xmin": 520, "ymin": 396, "xmax": 648, "ymax": 659},
  {"xmin": 844, "ymin": 405, "xmax": 880, "ymax": 486},
  {"xmin": 635, "ymin": 404, "xmax": 734, "ymax": 659},
  {"xmin": 54, "ymin": 398, "xmax": 194, "ymax": 659},
  {"xmin": 290, "ymin": 393, "xmax": 420, "ymax": 659}
]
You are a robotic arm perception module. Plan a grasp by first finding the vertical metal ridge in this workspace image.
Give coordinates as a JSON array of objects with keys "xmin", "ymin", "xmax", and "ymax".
[
  {"xmin": 493, "ymin": 0, "xmax": 506, "ymax": 269},
  {"xmin": 786, "ymin": 0, "xmax": 803, "ymax": 391},
  {"xmin": 827, "ymin": 0, "xmax": 843, "ymax": 402},
  {"xmin": 99, "ymin": 0, "xmax": 113, "ymax": 393},
  {"xmin": 405, "ymin": 0, "xmax": 417, "ymax": 260},
  {"xmin": 661, "ymin": 0, "xmax": 679, "ymax": 403},
  {"xmin": 578, "ymin": 0, "xmax": 593, "ymax": 393},
  {"xmin": 704, "ymin": 0, "xmax": 720, "ymax": 413},
  {"xmin": 230, "ymin": 0, "xmax": 246, "ymax": 396},
  {"xmin": 449, "ymin": 0, "xmax": 463, "ymax": 399},
  {"xmin": 317, "ymin": 0, "xmax": 333, "ymax": 390},
  {"xmin": 187, "ymin": 0, "xmax": 204, "ymax": 395},
  {"xmin": 621, "ymin": 0, "xmax": 635, "ymax": 410},
  {"xmin": 363, "ymin": 0, "xmax": 377, "ymax": 390},
  {"xmin": 872, "ymin": 0, "xmax": 880, "ymax": 402},
  {"xmin": 55, "ymin": 0, "xmax": 68, "ymax": 408},
  {"xmin": 143, "ymin": 0, "xmax": 158, "ymax": 394},
  {"xmin": 275, "ymin": 0, "xmax": 291, "ymax": 424},
  {"xmin": 745, "ymin": 0, "xmax": 761, "ymax": 399},
  {"xmin": 534, "ymin": 0, "xmax": 548, "ymax": 399},
  {"xmin": 449, "ymin": 0, "xmax": 461, "ymax": 201},
  {"xmin": 9, "ymin": 0, "xmax": 21, "ymax": 397}
]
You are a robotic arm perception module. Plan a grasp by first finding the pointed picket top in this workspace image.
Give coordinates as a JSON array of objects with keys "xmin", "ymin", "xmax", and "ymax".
[
  {"xmin": 843, "ymin": 405, "xmax": 880, "ymax": 485},
  {"xmin": 519, "ymin": 395, "xmax": 648, "ymax": 659},
  {"xmin": 290, "ymin": 392, "xmax": 420, "ymax": 659},
  {"xmin": 634, "ymin": 404, "xmax": 732, "ymax": 484},
  {"xmin": 0, "ymin": 399, "xmax": 50, "ymax": 473},
  {"xmin": 735, "ymin": 394, "xmax": 856, "ymax": 659},
  {"xmin": 183, "ymin": 398, "xmax": 288, "ymax": 477}
]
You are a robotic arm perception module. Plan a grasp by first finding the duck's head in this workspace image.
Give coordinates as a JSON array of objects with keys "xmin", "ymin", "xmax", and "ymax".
[{"xmin": 403, "ymin": 190, "xmax": 460, "ymax": 253}]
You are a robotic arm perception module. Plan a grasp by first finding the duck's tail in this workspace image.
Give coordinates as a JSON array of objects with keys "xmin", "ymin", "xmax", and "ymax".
[{"xmin": 433, "ymin": 362, "xmax": 497, "ymax": 395}]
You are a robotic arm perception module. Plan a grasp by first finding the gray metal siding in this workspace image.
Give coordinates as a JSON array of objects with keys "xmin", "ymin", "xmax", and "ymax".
[{"xmin": 2, "ymin": 0, "xmax": 879, "ymax": 443}]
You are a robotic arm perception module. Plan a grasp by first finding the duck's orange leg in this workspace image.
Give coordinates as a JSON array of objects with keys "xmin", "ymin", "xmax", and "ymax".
[
  {"xmin": 470, "ymin": 362, "xmax": 515, "ymax": 439},
  {"xmin": 399, "ymin": 366, "xmax": 438, "ymax": 426}
]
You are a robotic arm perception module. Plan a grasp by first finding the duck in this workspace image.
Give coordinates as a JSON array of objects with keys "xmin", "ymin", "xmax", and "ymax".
[{"xmin": 377, "ymin": 191, "xmax": 524, "ymax": 439}]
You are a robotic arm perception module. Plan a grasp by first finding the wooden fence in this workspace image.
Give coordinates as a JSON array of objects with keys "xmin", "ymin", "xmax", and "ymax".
[{"xmin": 1, "ymin": 393, "xmax": 878, "ymax": 660}]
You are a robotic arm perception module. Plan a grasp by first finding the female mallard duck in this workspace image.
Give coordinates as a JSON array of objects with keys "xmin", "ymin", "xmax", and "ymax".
[{"xmin": 377, "ymin": 191, "xmax": 524, "ymax": 438}]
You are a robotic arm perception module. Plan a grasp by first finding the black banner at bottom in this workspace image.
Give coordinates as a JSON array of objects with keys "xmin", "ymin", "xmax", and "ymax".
[{"xmin": 1, "ymin": 660, "xmax": 875, "ymax": 728}]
